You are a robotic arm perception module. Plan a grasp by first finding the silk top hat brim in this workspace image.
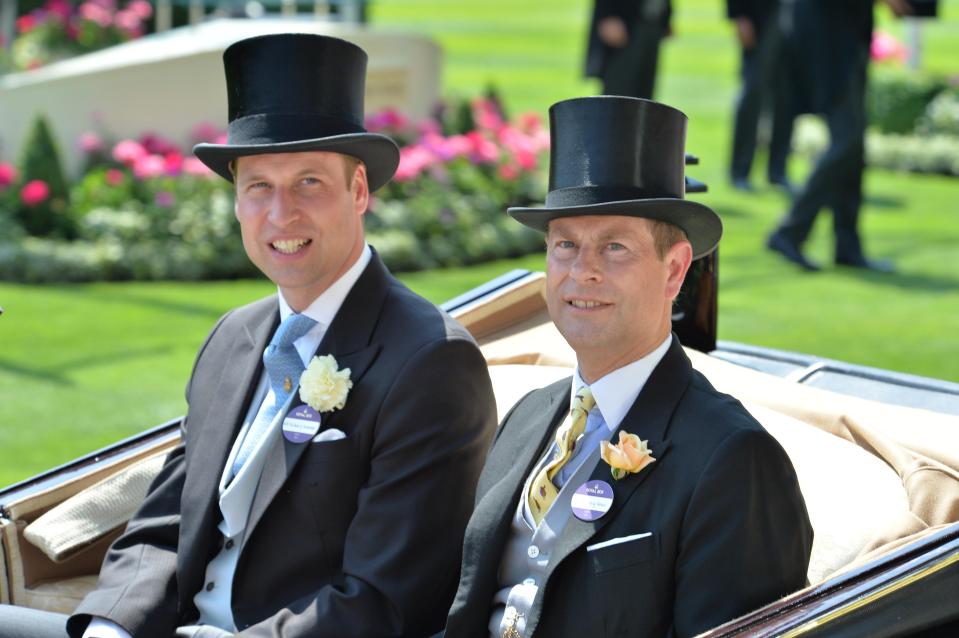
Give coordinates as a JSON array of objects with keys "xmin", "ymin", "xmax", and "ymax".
[
  {"xmin": 508, "ymin": 96, "xmax": 722, "ymax": 259},
  {"xmin": 509, "ymin": 197, "xmax": 722, "ymax": 260},
  {"xmin": 194, "ymin": 133, "xmax": 399, "ymax": 192},
  {"xmin": 192, "ymin": 33, "xmax": 400, "ymax": 192}
]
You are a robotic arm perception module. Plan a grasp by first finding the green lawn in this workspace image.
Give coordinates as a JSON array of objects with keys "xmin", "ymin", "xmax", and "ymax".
[{"xmin": 1, "ymin": 0, "xmax": 958, "ymax": 485}]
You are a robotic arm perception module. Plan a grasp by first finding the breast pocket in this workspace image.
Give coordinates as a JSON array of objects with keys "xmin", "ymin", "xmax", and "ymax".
[
  {"xmin": 587, "ymin": 533, "xmax": 666, "ymax": 638},
  {"xmin": 588, "ymin": 532, "xmax": 660, "ymax": 573}
]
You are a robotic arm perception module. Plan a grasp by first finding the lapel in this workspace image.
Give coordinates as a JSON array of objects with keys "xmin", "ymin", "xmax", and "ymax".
[
  {"xmin": 457, "ymin": 378, "xmax": 570, "ymax": 619},
  {"xmin": 244, "ymin": 254, "xmax": 390, "ymax": 540},
  {"xmin": 178, "ymin": 298, "xmax": 278, "ymax": 573},
  {"xmin": 528, "ymin": 337, "xmax": 693, "ymax": 635}
]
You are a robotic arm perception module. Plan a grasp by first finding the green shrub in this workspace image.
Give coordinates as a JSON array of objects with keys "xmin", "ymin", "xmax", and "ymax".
[
  {"xmin": 15, "ymin": 114, "xmax": 73, "ymax": 238},
  {"xmin": 916, "ymin": 89, "xmax": 959, "ymax": 137},
  {"xmin": 867, "ymin": 72, "xmax": 948, "ymax": 134}
]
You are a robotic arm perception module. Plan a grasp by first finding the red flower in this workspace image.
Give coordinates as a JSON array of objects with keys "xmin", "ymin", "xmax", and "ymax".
[
  {"xmin": 20, "ymin": 180, "xmax": 51, "ymax": 207},
  {"xmin": 105, "ymin": 168, "xmax": 125, "ymax": 186},
  {"xmin": 16, "ymin": 15, "xmax": 38, "ymax": 34},
  {"xmin": 0, "ymin": 163, "xmax": 17, "ymax": 189}
]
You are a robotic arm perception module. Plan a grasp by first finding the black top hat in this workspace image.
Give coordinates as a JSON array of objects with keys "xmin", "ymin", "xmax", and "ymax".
[
  {"xmin": 508, "ymin": 97, "xmax": 722, "ymax": 259},
  {"xmin": 193, "ymin": 33, "xmax": 399, "ymax": 191}
]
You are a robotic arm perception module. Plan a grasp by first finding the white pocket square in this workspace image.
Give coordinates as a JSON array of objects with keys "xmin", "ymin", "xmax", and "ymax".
[
  {"xmin": 312, "ymin": 428, "xmax": 347, "ymax": 443},
  {"xmin": 586, "ymin": 531, "xmax": 652, "ymax": 552}
]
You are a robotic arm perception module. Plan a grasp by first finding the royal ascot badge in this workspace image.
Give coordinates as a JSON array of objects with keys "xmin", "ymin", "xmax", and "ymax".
[
  {"xmin": 282, "ymin": 405, "xmax": 322, "ymax": 443},
  {"xmin": 600, "ymin": 431, "xmax": 656, "ymax": 480},
  {"xmin": 571, "ymin": 480, "xmax": 614, "ymax": 521},
  {"xmin": 299, "ymin": 354, "xmax": 352, "ymax": 413}
]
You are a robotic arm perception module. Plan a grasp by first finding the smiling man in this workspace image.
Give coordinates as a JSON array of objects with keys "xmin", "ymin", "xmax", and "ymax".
[
  {"xmin": 442, "ymin": 96, "xmax": 812, "ymax": 638},
  {"xmin": 0, "ymin": 33, "xmax": 496, "ymax": 638}
]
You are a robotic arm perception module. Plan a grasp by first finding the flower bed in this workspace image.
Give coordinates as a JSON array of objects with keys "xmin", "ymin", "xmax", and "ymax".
[{"xmin": 0, "ymin": 96, "xmax": 548, "ymax": 282}]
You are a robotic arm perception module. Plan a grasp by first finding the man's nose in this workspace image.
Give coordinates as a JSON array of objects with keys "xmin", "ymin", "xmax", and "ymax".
[
  {"xmin": 268, "ymin": 189, "xmax": 299, "ymax": 226},
  {"xmin": 570, "ymin": 248, "xmax": 602, "ymax": 282}
]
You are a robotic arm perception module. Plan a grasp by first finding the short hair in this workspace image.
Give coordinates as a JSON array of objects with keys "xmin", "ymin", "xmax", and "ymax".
[
  {"xmin": 647, "ymin": 219, "xmax": 688, "ymax": 260},
  {"xmin": 229, "ymin": 153, "xmax": 363, "ymax": 190}
]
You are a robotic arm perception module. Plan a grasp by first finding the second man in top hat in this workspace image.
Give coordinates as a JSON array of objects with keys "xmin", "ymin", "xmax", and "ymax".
[{"xmin": 443, "ymin": 96, "xmax": 812, "ymax": 638}]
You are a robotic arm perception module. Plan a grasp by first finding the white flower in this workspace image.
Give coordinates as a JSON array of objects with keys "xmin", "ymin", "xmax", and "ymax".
[{"xmin": 299, "ymin": 354, "xmax": 352, "ymax": 413}]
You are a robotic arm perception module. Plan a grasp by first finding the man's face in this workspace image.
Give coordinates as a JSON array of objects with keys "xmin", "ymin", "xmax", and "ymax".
[
  {"xmin": 545, "ymin": 215, "xmax": 692, "ymax": 382},
  {"xmin": 234, "ymin": 151, "xmax": 368, "ymax": 311}
]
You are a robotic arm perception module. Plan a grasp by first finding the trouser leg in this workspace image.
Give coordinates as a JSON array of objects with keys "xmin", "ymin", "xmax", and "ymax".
[
  {"xmin": 773, "ymin": 52, "xmax": 865, "ymax": 248},
  {"xmin": 730, "ymin": 47, "xmax": 761, "ymax": 181},
  {"xmin": 602, "ymin": 21, "xmax": 664, "ymax": 99},
  {"xmin": 0, "ymin": 604, "xmax": 70, "ymax": 638},
  {"xmin": 765, "ymin": 26, "xmax": 795, "ymax": 182}
]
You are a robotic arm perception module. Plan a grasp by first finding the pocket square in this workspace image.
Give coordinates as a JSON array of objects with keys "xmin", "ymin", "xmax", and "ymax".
[
  {"xmin": 312, "ymin": 428, "xmax": 347, "ymax": 443},
  {"xmin": 586, "ymin": 531, "xmax": 652, "ymax": 552}
]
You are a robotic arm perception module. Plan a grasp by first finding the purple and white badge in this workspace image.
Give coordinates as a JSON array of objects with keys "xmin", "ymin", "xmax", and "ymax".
[
  {"xmin": 571, "ymin": 480, "xmax": 614, "ymax": 521},
  {"xmin": 282, "ymin": 404, "xmax": 321, "ymax": 443}
]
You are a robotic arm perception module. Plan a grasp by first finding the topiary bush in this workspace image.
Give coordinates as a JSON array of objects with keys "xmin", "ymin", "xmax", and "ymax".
[
  {"xmin": 867, "ymin": 72, "xmax": 949, "ymax": 134},
  {"xmin": 14, "ymin": 114, "xmax": 74, "ymax": 238}
]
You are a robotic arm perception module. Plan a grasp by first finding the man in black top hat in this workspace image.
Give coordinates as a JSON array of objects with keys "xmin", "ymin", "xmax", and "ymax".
[
  {"xmin": 441, "ymin": 96, "xmax": 812, "ymax": 638},
  {"xmin": 0, "ymin": 33, "xmax": 496, "ymax": 638}
]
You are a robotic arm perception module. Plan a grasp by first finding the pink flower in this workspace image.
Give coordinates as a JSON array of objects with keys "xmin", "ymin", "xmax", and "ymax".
[
  {"xmin": 105, "ymin": 168, "xmax": 125, "ymax": 186},
  {"xmin": 498, "ymin": 163, "xmax": 520, "ymax": 181},
  {"xmin": 114, "ymin": 9, "xmax": 143, "ymax": 37},
  {"xmin": 164, "ymin": 151, "xmax": 184, "ymax": 176},
  {"xmin": 79, "ymin": 2, "xmax": 114, "ymax": 28},
  {"xmin": 45, "ymin": 0, "xmax": 73, "ymax": 20},
  {"xmin": 517, "ymin": 112, "xmax": 543, "ymax": 134},
  {"xmin": 394, "ymin": 145, "xmax": 436, "ymax": 182},
  {"xmin": 126, "ymin": 0, "xmax": 153, "ymax": 20},
  {"xmin": 113, "ymin": 139, "xmax": 147, "ymax": 166},
  {"xmin": 183, "ymin": 157, "xmax": 213, "ymax": 176},
  {"xmin": 871, "ymin": 31, "xmax": 906, "ymax": 64},
  {"xmin": 0, "ymin": 163, "xmax": 17, "ymax": 189},
  {"xmin": 133, "ymin": 154, "xmax": 167, "ymax": 179},
  {"xmin": 365, "ymin": 107, "xmax": 409, "ymax": 132},
  {"xmin": 154, "ymin": 191, "xmax": 175, "ymax": 207},
  {"xmin": 16, "ymin": 15, "xmax": 38, "ymax": 34},
  {"xmin": 473, "ymin": 98, "xmax": 505, "ymax": 132},
  {"xmin": 190, "ymin": 121, "xmax": 224, "ymax": 144},
  {"xmin": 140, "ymin": 133, "xmax": 179, "ymax": 156},
  {"xmin": 416, "ymin": 119, "xmax": 442, "ymax": 137},
  {"xmin": 466, "ymin": 131, "xmax": 500, "ymax": 164},
  {"xmin": 20, "ymin": 180, "xmax": 51, "ymax": 207},
  {"xmin": 78, "ymin": 131, "xmax": 104, "ymax": 154}
]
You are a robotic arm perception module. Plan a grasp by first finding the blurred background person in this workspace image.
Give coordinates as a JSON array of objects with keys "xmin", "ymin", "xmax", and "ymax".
[
  {"xmin": 767, "ymin": 0, "xmax": 911, "ymax": 272},
  {"xmin": 727, "ymin": 0, "xmax": 795, "ymax": 192},
  {"xmin": 585, "ymin": 0, "xmax": 672, "ymax": 99}
]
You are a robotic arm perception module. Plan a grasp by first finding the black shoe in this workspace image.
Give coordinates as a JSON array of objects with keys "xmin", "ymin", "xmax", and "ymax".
[
  {"xmin": 731, "ymin": 177, "xmax": 754, "ymax": 192},
  {"xmin": 769, "ymin": 175, "xmax": 796, "ymax": 196},
  {"xmin": 766, "ymin": 232, "xmax": 821, "ymax": 272},
  {"xmin": 835, "ymin": 253, "xmax": 895, "ymax": 273}
]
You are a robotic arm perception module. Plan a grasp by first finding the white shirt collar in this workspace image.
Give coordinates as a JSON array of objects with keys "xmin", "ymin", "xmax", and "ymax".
[
  {"xmin": 572, "ymin": 333, "xmax": 672, "ymax": 432},
  {"xmin": 277, "ymin": 243, "xmax": 372, "ymax": 327}
]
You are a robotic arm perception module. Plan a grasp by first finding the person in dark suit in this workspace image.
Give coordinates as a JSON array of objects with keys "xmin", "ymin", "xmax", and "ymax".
[
  {"xmin": 585, "ymin": 0, "xmax": 672, "ymax": 99},
  {"xmin": 0, "ymin": 34, "xmax": 496, "ymax": 638},
  {"xmin": 441, "ymin": 96, "xmax": 812, "ymax": 638},
  {"xmin": 766, "ymin": 0, "xmax": 910, "ymax": 272},
  {"xmin": 726, "ymin": 0, "xmax": 795, "ymax": 192}
]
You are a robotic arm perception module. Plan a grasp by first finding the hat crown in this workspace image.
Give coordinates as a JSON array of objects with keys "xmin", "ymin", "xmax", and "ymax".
[
  {"xmin": 223, "ymin": 33, "xmax": 368, "ymax": 141},
  {"xmin": 546, "ymin": 97, "xmax": 688, "ymax": 207}
]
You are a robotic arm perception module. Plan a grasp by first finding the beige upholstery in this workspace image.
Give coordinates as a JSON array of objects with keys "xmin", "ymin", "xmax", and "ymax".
[
  {"xmin": 477, "ymin": 312, "xmax": 959, "ymax": 585},
  {"xmin": 24, "ymin": 451, "xmax": 167, "ymax": 563}
]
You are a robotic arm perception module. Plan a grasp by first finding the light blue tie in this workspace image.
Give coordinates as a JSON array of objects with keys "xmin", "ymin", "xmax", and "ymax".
[{"xmin": 231, "ymin": 313, "xmax": 318, "ymax": 476}]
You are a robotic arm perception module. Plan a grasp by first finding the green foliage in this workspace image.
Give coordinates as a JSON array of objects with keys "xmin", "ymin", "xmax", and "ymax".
[
  {"xmin": 867, "ymin": 72, "xmax": 949, "ymax": 134},
  {"xmin": 916, "ymin": 89, "xmax": 959, "ymax": 137},
  {"xmin": 15, "ymin": 114, "xmax": 73, "ymax": 238}
]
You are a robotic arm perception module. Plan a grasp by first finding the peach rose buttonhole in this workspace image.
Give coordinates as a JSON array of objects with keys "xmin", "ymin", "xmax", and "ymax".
[{"xmin": 600, "ymin": 431, "xmax": 656, "ymax": 480}]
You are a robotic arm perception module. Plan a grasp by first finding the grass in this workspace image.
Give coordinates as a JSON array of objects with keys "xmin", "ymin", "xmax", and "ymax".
[{"xmin": 1, "ymin": 0, "xmax": 958, "ymax": 485}]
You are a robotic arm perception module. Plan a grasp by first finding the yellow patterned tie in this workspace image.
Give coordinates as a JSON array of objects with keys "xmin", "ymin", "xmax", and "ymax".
[{"xmin": 528, "ymin": 386, "xmax": 595, "ymax": 526}]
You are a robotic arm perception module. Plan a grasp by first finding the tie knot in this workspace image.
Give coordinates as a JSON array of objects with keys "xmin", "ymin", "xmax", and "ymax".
[
  {"xmin": 573, "ymin": 385, "xmax": 595, "ymax": 415},
  {"xmin": 272, "ymin": 313, "xmax": 317, "ymax": 349}
]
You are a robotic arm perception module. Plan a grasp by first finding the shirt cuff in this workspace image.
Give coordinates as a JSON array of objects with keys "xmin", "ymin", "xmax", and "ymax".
[{"xmin": 83, "ymin": 617, "xmax": 133, "ymax": 638}]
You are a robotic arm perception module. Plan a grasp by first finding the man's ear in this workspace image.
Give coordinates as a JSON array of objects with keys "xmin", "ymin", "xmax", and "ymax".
[
  {"xmin": 352, "ymin": 162, "xmax": 369, "ymax": 215},
  {"xmin": 664, "ymin": 240, "xmax": 693, "ymax": 301}
]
